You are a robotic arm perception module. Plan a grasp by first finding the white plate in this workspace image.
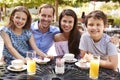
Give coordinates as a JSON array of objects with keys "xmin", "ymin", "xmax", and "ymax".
[
  {"xmin": 65, "ymin": 58, "xmax": 77, "ymax": 63},
  {"xmin": 35, "ymin": 58, "xmax": 50, "ymax": 64},
  {"xmin": 75, "ymin": 62, "xmax": 90, "ymax": 69},
  {"xmin": 7, "ymin": 65, "xmax": 27, "ymax": 72}
]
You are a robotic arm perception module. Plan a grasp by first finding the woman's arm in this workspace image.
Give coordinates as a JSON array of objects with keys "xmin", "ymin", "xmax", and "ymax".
[{"xmin": 1, "ymin": 31, "xmax": 25, "ymax": 61}]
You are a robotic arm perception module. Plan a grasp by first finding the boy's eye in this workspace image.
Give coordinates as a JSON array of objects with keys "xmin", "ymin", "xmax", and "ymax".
[{"xmin": 97, "ymin": 24, "xmax": 101, "ymax": 26}]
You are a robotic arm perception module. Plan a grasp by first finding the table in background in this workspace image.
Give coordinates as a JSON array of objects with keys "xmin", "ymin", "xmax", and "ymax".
[
  {"xmin": 104, "ymin": 28, "xmax": 120, "ymax": 49},
  {"xmin": 0, "ymin": 58, "xmax": 120, "ymax": 80}
]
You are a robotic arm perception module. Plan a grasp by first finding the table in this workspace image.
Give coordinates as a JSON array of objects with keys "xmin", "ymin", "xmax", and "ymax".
[
  {"xmin": 104, "ymin": 28, "xmax": 120, "ymax": 36},
  {"xmin": 0, "ymin": 58, "xmax": 120, "ymax": 80}
]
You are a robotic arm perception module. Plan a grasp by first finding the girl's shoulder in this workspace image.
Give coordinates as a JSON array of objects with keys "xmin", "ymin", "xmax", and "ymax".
[
  {"xmin": 2, "ymin": 26, "xmax": 12, "ymax": 33},
  {"xmin": 22, "ymin": 29, "xmax": 32, "ymax": 36}
]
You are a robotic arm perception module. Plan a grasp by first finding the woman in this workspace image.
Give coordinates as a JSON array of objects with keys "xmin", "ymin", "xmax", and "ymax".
[{"xmin": 54, "ymin": 9, "xmax": 81, "ymax": 58}]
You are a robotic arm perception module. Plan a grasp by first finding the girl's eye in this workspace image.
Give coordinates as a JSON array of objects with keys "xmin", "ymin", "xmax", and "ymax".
[
  {"xmin": 15, "ymin": 16, "xmax": 26, "ymax": 21},
  {"xmin": 15, "ymin": 16, "xmax": 20, "ymax": 19}
]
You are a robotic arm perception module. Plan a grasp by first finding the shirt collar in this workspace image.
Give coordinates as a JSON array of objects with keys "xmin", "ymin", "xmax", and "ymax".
[{"xmin": 33, "ymin": 21, "xmax": 39, "ymax": 30}]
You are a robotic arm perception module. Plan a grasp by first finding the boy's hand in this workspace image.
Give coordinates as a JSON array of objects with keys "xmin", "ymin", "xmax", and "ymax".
[{"xmin": 83, "ymin": 53, "xmax": 93, "ymax": 62}]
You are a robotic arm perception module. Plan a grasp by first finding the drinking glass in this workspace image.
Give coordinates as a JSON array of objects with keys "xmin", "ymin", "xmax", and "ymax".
[
  {"xmin": 26, "ymin": 50, "xmax": 36, "ymax": 75},
  {"xmin": 89, "ymin": 55, "xmax": 100, "ymax": 79},
  {"xmin": 55, "ymin": 58, "xmax": 65, "ymax": 74}
]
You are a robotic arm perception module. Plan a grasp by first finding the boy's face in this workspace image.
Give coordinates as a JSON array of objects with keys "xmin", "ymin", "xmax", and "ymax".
[{"xmin": 87, "ymin": 17, "xmax": 105, "ymax": 42}]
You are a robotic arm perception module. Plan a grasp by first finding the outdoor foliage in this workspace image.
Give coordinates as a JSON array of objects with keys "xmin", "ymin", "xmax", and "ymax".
[
  {"xmin": 0, "ymin": 0, "xmax": 120, "ymax": 24},
  {"xmin": 0, "ymin": 0, "xmax": 120, "ymax": 8}
]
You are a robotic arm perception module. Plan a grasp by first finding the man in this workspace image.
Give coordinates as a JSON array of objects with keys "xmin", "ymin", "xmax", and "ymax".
[{"xmin": 31, "ymin": 4, "xmax": 59, "ymax": 54}]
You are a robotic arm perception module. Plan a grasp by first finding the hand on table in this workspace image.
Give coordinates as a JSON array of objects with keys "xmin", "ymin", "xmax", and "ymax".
[
  {"xmin": 46, "ymin": 55, "xmax": 54, "ymax": 60},
  {"xmin": 83, "ymin": 53, "xmax": 93, "ymax": 62}
]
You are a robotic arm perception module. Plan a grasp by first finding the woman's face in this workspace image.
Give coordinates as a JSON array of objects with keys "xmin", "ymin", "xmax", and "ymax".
[
  {"xmin": 87, "ymin": 17, "xmax": 105, "ymax": 42},
  {"xmin": 61, "ymin": 15, "xmax": 74, "ymax": 33},
  {"xmin": 12, "ymin": 11, "xmax": 27, "ymax": 29}
]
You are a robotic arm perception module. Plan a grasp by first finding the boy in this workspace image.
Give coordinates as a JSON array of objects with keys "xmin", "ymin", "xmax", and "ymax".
[{"xmin": 79, "ymin": 10, "xmax": 118, "ymax": 70}]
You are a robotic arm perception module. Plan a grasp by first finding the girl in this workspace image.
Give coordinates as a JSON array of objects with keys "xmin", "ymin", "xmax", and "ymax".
[{"xmin": 1, "ymin": 6, "xmax": 47, "ymax": 64}]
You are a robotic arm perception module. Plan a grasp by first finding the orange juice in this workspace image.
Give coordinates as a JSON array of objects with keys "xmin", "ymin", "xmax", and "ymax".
[
  {"xmin": 89, "ymin": 60, "xmax": 99, "ymax": 79},
  {"xmin": 27, "ymin": 59, "xmax": 36, "ymax": 75}
]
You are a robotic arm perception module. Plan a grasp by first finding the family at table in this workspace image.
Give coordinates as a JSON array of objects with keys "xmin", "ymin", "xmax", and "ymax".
[{"xmin": 0, "ymin": 3, "xmax": 119, "ymax": 74}]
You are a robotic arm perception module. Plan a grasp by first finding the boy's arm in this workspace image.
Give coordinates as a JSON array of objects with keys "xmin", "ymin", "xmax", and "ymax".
[
  {"xmin": 81, "ymin": 48, "xmax": 118, "ymax": 70},
  {"xmin": 100, "ymin": 54, "xmax": 118, "ymax": 71},
  {"xmin": 80, "ymin": 50, "xmax": 86, "ymax": 58}
]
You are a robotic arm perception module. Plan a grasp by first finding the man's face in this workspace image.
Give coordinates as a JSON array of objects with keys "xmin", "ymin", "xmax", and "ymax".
[{"xmin": 38, "ymin": 8, "xmax": 54, "ymax": 29}]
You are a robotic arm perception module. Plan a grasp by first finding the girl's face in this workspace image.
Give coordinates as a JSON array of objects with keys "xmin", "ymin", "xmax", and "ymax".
[
  {"xmin": 13, "ymin": 11, "xmax": 27, "ymax": 29},
  {"xmin": 61, "ymin": 15, "xmax": 74, "ymax": 33},
  {"xmin": 87, "ymin": 17, "xmax": 105, "ymax": 42}
]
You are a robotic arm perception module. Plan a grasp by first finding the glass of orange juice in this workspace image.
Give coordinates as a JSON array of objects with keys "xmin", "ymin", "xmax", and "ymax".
[
  {"xmin": 89, "ymin": 55, "xmax": 100, "ymax": 79},
  {"xmin": 26, "ymin": 50, "xmax": 36, "ymax": 75}
]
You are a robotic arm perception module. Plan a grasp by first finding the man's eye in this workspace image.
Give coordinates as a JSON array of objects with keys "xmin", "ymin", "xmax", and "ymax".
[
  {"xmin": 42, "ymin": 14, "xmax": 46, "ymax": 17},
  {"xmin": 48, "ymin": 15, "xmax": 52, "ymax": 18}
]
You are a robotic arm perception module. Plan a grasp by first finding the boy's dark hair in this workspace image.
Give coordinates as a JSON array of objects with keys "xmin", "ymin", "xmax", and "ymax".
[{"xmin": 85, "ymin": 10, "xmax": 107, "ymax": 27}]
